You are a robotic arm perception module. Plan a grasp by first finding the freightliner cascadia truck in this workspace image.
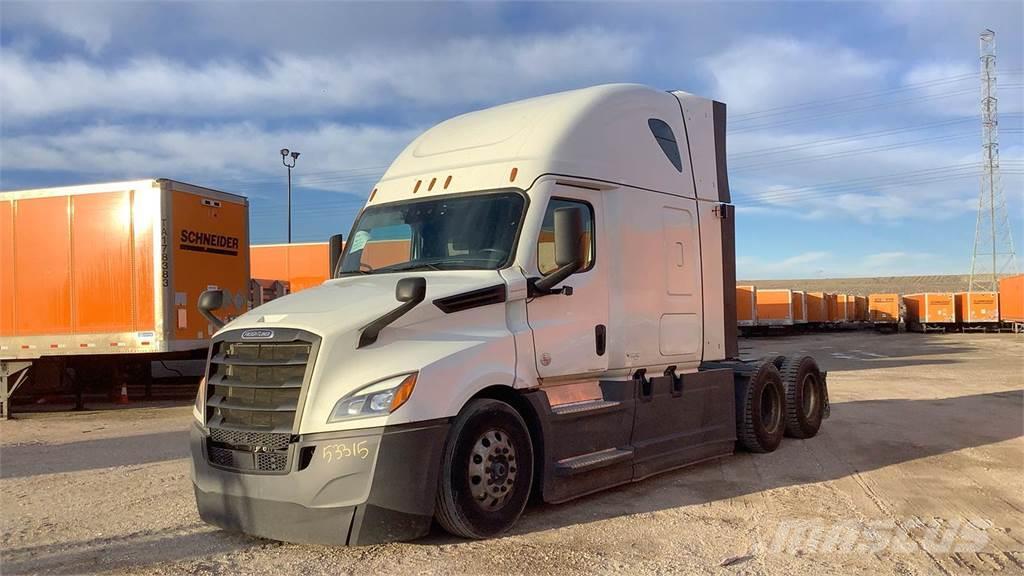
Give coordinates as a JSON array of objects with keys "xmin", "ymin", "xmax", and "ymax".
[{"xmin": 190, "ymin": 84, "xmax": 829, "ymax": 545}]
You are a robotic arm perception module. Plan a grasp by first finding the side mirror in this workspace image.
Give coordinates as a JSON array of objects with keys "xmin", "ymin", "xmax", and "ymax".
[
  {"xmin": 358, "ymin": 277, "xmax": 427, "ymax": 348},
  {"xmin": 533, "ymin": 207, "xmax": 585, "ymax": 294},
  {"xmin": 198, "ymin": 289, "xmax": 226, "ymax": 330},
  {"xmin": 396, "ymin": 276, "xmax": 426, "ymax": 303},
  {"xmin": 329, "ymin": 233, "xmax": 344, "ymax": 278},
  {"xmin": 554, "ymin": 206, "xmax": 584, "ymax": 267}
]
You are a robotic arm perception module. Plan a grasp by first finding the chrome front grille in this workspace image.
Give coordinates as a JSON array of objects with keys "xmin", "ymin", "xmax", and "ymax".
[{"xmin": 204, "ymin": 331, "xmax": 318, "ymax": 473}]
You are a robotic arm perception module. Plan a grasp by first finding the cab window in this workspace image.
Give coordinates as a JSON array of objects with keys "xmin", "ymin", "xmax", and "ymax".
[{"xmin": 537, "ymin": 198, "xmax": 594, "ymax": 275}]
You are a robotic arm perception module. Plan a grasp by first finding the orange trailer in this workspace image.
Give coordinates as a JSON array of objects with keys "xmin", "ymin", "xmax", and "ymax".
[
  {"xmin": 842, "ymin": 294, "xmax": 856, "ymax": 322},
  {"xmin": 736, "ymin": 285, "xmax": 757, "ymax": 327},
  {"xmin": 828, "ymin": 293, "xmax": 846, "ymax": 323},
  {"xmin": 755, "ymin": 289, "xmax": 798, "ymax": 326},
  {"xmin": 854, "ymin": 296, "xmax": 867, "ymax": 322},
  {"xmin": 1, "ymin": 180, "xmax": 249, "ymax": 416},
  {"xmin": 868, "ymin": 293, "xmax": 901, "ymax": 328},
  {"xmin": 806, "ymin": 292, "xmax": 828, "ymax": 323},
  {"xmin": 903, "ymin": 293, "xmax": 955, "ymax": 332},
  {"xmin": 998, "ymin": 275, "xmax": 1024, "ymax": 330},
  {"xmin": 792, "ymin": 291, "xmax": 807, "ymax": 323},
  {"xmin": 955, "ymin": 292, "xmax": 999, "ymax": 325},
  {"xmin": 251, "ymin": 242, "xmax": 330, "ymax": 294}
]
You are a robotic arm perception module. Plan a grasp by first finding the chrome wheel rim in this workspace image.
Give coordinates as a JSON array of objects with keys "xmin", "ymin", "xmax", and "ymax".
[{"xmin": 467, "ymin": 428, "xmax": 518, "ymax": 511}]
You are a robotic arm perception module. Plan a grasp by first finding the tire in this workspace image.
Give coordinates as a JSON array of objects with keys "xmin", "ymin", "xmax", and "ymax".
[
  {"xmin": 778, "ymin": 356, "xmax": 824, "ymax": 439},
  {"xmin": 435, "ymin": 398, "xmax": 534, "ymax": 539},
  {"xmin": 736, "ymin": 362, "xmax": 785, "ymax": 453}
]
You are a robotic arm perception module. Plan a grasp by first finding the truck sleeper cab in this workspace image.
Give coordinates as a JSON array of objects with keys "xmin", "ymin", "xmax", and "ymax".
[{"xmin": 190, "ymin": 84, "xmax": 829, "ymax": 545}]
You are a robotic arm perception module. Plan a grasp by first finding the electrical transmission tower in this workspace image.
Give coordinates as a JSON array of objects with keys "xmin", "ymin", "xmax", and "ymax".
[{"xmin": 969, "ymin": 29, "xmax": 1018, "ymax": 293}]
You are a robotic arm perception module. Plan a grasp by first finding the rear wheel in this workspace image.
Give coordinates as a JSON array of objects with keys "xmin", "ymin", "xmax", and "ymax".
[
  {"xmin": 779, "ymin": 356, "xmax": 825, "ymax": 438},
  {"xmin": 435, "ymin": 399, "xmax": 534, "ymax": 539},
  {"xmin": 736, "ymin": 363, "xmax": 785, "ymax": 453}
]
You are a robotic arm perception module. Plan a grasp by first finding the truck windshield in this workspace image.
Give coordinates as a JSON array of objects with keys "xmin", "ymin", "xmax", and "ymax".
[{"xmin": 339, "ymin": 191, "xmax": 525, "ymax": 275}]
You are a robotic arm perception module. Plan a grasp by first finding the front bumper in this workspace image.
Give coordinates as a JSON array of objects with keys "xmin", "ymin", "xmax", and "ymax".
[{"xmin": 190, "ymin": 419, "xmax": 449, "ymax": 545}]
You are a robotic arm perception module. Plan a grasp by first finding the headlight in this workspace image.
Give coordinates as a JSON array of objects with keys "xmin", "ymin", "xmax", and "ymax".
[{"xmin": 328, "ymin": 373, "xmax": 418, "ymax": 423}]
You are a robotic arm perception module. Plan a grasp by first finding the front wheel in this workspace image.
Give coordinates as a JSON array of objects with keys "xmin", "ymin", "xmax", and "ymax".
[{"xmin": 435, "ymin": 399, "xmax": 534, "ymax": 539}]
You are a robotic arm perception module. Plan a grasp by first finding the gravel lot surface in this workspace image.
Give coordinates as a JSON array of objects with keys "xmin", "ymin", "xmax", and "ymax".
[{"xmin": 2, "ymin": 331, "xmax": 1022, "ymax": 575}]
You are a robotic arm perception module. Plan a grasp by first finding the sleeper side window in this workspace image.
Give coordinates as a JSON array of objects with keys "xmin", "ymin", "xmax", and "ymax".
[
  {"xmin": 648, "ymin": 118, "xmax": 683, "ymax": 173},
  {"xmin": 537, "ymin": 198, "xmax": 595, "ymax": 275}
]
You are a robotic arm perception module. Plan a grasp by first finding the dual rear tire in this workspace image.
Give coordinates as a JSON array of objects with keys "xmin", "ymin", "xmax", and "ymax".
[{"xmin": 737, "ymin": 356, "xmax": 825, "ymax": 453}]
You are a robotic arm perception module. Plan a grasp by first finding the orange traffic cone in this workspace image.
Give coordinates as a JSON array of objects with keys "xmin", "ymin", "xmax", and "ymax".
[{"xmin": 116, "ymin": 382, "xmax": 129, "ymax": 405}]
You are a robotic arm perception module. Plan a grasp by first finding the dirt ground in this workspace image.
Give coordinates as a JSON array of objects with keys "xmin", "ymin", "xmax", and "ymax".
[{"xmin": 2, "ymin": 331, "xmax": 1022, "ymax": 575}]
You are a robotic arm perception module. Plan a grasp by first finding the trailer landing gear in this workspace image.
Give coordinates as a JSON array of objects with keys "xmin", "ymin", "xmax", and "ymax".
[{"xmin": 1, "ymin": 361, "xmax": 33, "ymax": 420}]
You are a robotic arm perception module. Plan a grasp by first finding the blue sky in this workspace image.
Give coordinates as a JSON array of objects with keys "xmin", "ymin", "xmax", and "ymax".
[{"xmin": 1, "ymin": 1, "xmax": 1022, "ymax": 279}]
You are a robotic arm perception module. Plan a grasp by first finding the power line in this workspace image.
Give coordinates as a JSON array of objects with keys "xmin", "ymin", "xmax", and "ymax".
[
  {"xmin": 731, "ymin": 69, "xmax": 1024, "ymax": 122},
  {"xmin": 732, "ymin": 133, "xmax": 979, "ymax": 172},
  {"xmin": 730, "ymin": 84, "xmax": 1024, "ymax": 133}
]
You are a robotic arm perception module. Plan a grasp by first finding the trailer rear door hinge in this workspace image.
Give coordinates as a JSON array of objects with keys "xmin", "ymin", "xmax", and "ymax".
[{"xmin": 712, "ymin": 203, "xmax": 730, "ymax": 219}]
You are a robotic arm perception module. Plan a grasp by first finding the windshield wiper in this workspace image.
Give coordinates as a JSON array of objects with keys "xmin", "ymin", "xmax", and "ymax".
[{"xmin": 374, "ymin": 261, "xmax": 445, "ymax": 273}]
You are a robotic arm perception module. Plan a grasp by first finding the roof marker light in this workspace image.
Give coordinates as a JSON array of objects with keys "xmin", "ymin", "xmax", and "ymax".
[
  {"xmin": 428, "ymin": 177, "xmax": 436, "ymax": 191},
  {"xmin": 369, "ymin": 188, "xmax": 377, "ymax": 202},
  {"xmin": 444, "ymin": 175, "xmax": 452, "ymax": 189},
  {"xmin": 510, "ymin": 167, "xmax": 518, "ymax": 182},
  {"xmin": 413, "ymin": 180, "xmax": 422, "ymax": 193}
]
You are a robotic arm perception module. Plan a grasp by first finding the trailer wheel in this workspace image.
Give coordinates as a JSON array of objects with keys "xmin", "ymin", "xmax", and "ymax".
[
  {"xmin": 435, "ymin": 398, "xmax": 534, "ymax": 539},
  {"xmin": 779, "ymin": 356, "xmax": 824, "ymax": 438},
  {"xmin": 736, "ymin": 363, "xmax": 785, "ymax": 453}
]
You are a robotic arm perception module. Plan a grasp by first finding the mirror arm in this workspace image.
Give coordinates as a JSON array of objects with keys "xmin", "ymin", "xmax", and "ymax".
[
  {"xmin": 528, "ymin": 261, "xmax": 581, "ymax": 297},
  {"xmin": 358, "ymin": 278, "xmax": 427, "ymax": 348}
]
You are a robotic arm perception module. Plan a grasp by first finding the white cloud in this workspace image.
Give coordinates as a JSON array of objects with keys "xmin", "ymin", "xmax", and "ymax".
[
  {"xmin": 0, "ymin": 28, "xmax": 641, "ymax": 123},
  {"xmin": 0, "ymin": 122, "xmax": 419, "ymax": 193},
  {"xmin": 704, "ymin": 36, "xmax": 890, "ymax": 114}
]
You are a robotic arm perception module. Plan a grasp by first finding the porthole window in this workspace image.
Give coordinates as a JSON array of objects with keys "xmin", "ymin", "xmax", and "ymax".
[{"xmin": 648, "ymin": 118, "xmax": 683, "ymax": 173}]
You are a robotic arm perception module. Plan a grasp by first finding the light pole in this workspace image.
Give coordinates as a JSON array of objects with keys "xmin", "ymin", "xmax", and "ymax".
[{"xmin": 280, "ymin": 148, "xmax": 300, "ymax": 243}]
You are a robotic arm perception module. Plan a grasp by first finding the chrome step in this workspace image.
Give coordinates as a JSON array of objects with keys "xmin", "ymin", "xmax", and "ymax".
[
  {"xmin": 551, "ymin": 399, "xmax": 621, "ymax": 417},
  {"xmin": 555, "ymin": 447, "xmax": 633, "ymax": 475}
]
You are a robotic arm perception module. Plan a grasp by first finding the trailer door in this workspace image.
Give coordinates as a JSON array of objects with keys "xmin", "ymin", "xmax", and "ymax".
[{"xmin": 527, "ymin": 189, "xmax": 609, "ymax": 379}]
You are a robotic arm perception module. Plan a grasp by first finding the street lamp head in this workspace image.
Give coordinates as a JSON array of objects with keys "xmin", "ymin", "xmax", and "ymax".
[
  {"xmin": 291, "ymin": 151, "xmax": 301, "ymax": 160},
  {"xmin": 280, "ymin": 148, "xmax": 290, "ymax": 157}
]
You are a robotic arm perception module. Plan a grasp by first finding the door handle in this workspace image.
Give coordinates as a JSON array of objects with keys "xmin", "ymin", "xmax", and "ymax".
[{"xmin": 595, "ymin": 324, "xmax": 606, "ymax": 356}]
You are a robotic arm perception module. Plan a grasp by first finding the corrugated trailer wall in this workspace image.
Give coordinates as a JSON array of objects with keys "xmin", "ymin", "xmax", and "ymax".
[
  {"xmin": 251, "ymin": 242, "xmax": 330, "ymax": 293},
  {"xmin": 736, "ymin": 285, "xmax": 757, "ymax": 326},
  {"xmin": 999, "ymin": 275, "xmax": 1024, "ymax": 322},
  {"xmin": 955, "ymin": 292, "xmax": 999, "ymax": 324}
]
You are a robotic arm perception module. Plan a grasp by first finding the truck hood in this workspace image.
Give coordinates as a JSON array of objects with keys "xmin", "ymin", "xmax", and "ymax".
[{"xmin": 219, "ymin": 270, "xmax": 507, "ymax": 340}]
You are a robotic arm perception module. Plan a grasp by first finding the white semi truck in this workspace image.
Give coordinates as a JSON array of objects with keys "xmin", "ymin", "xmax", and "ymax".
[{"xmin": 190, "ymin": 84, "xmax": 829, "ymax": 545}]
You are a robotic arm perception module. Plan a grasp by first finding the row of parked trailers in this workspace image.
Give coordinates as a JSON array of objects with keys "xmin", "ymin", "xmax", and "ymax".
[{"xmin": 737, "ymin": 277, "xmax": 1024, "ymax": 333}]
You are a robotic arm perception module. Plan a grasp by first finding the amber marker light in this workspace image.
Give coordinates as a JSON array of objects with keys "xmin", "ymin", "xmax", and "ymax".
[{"xmin": 389, "ymin": 373, "xmax": 418, "ymax": 412}]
